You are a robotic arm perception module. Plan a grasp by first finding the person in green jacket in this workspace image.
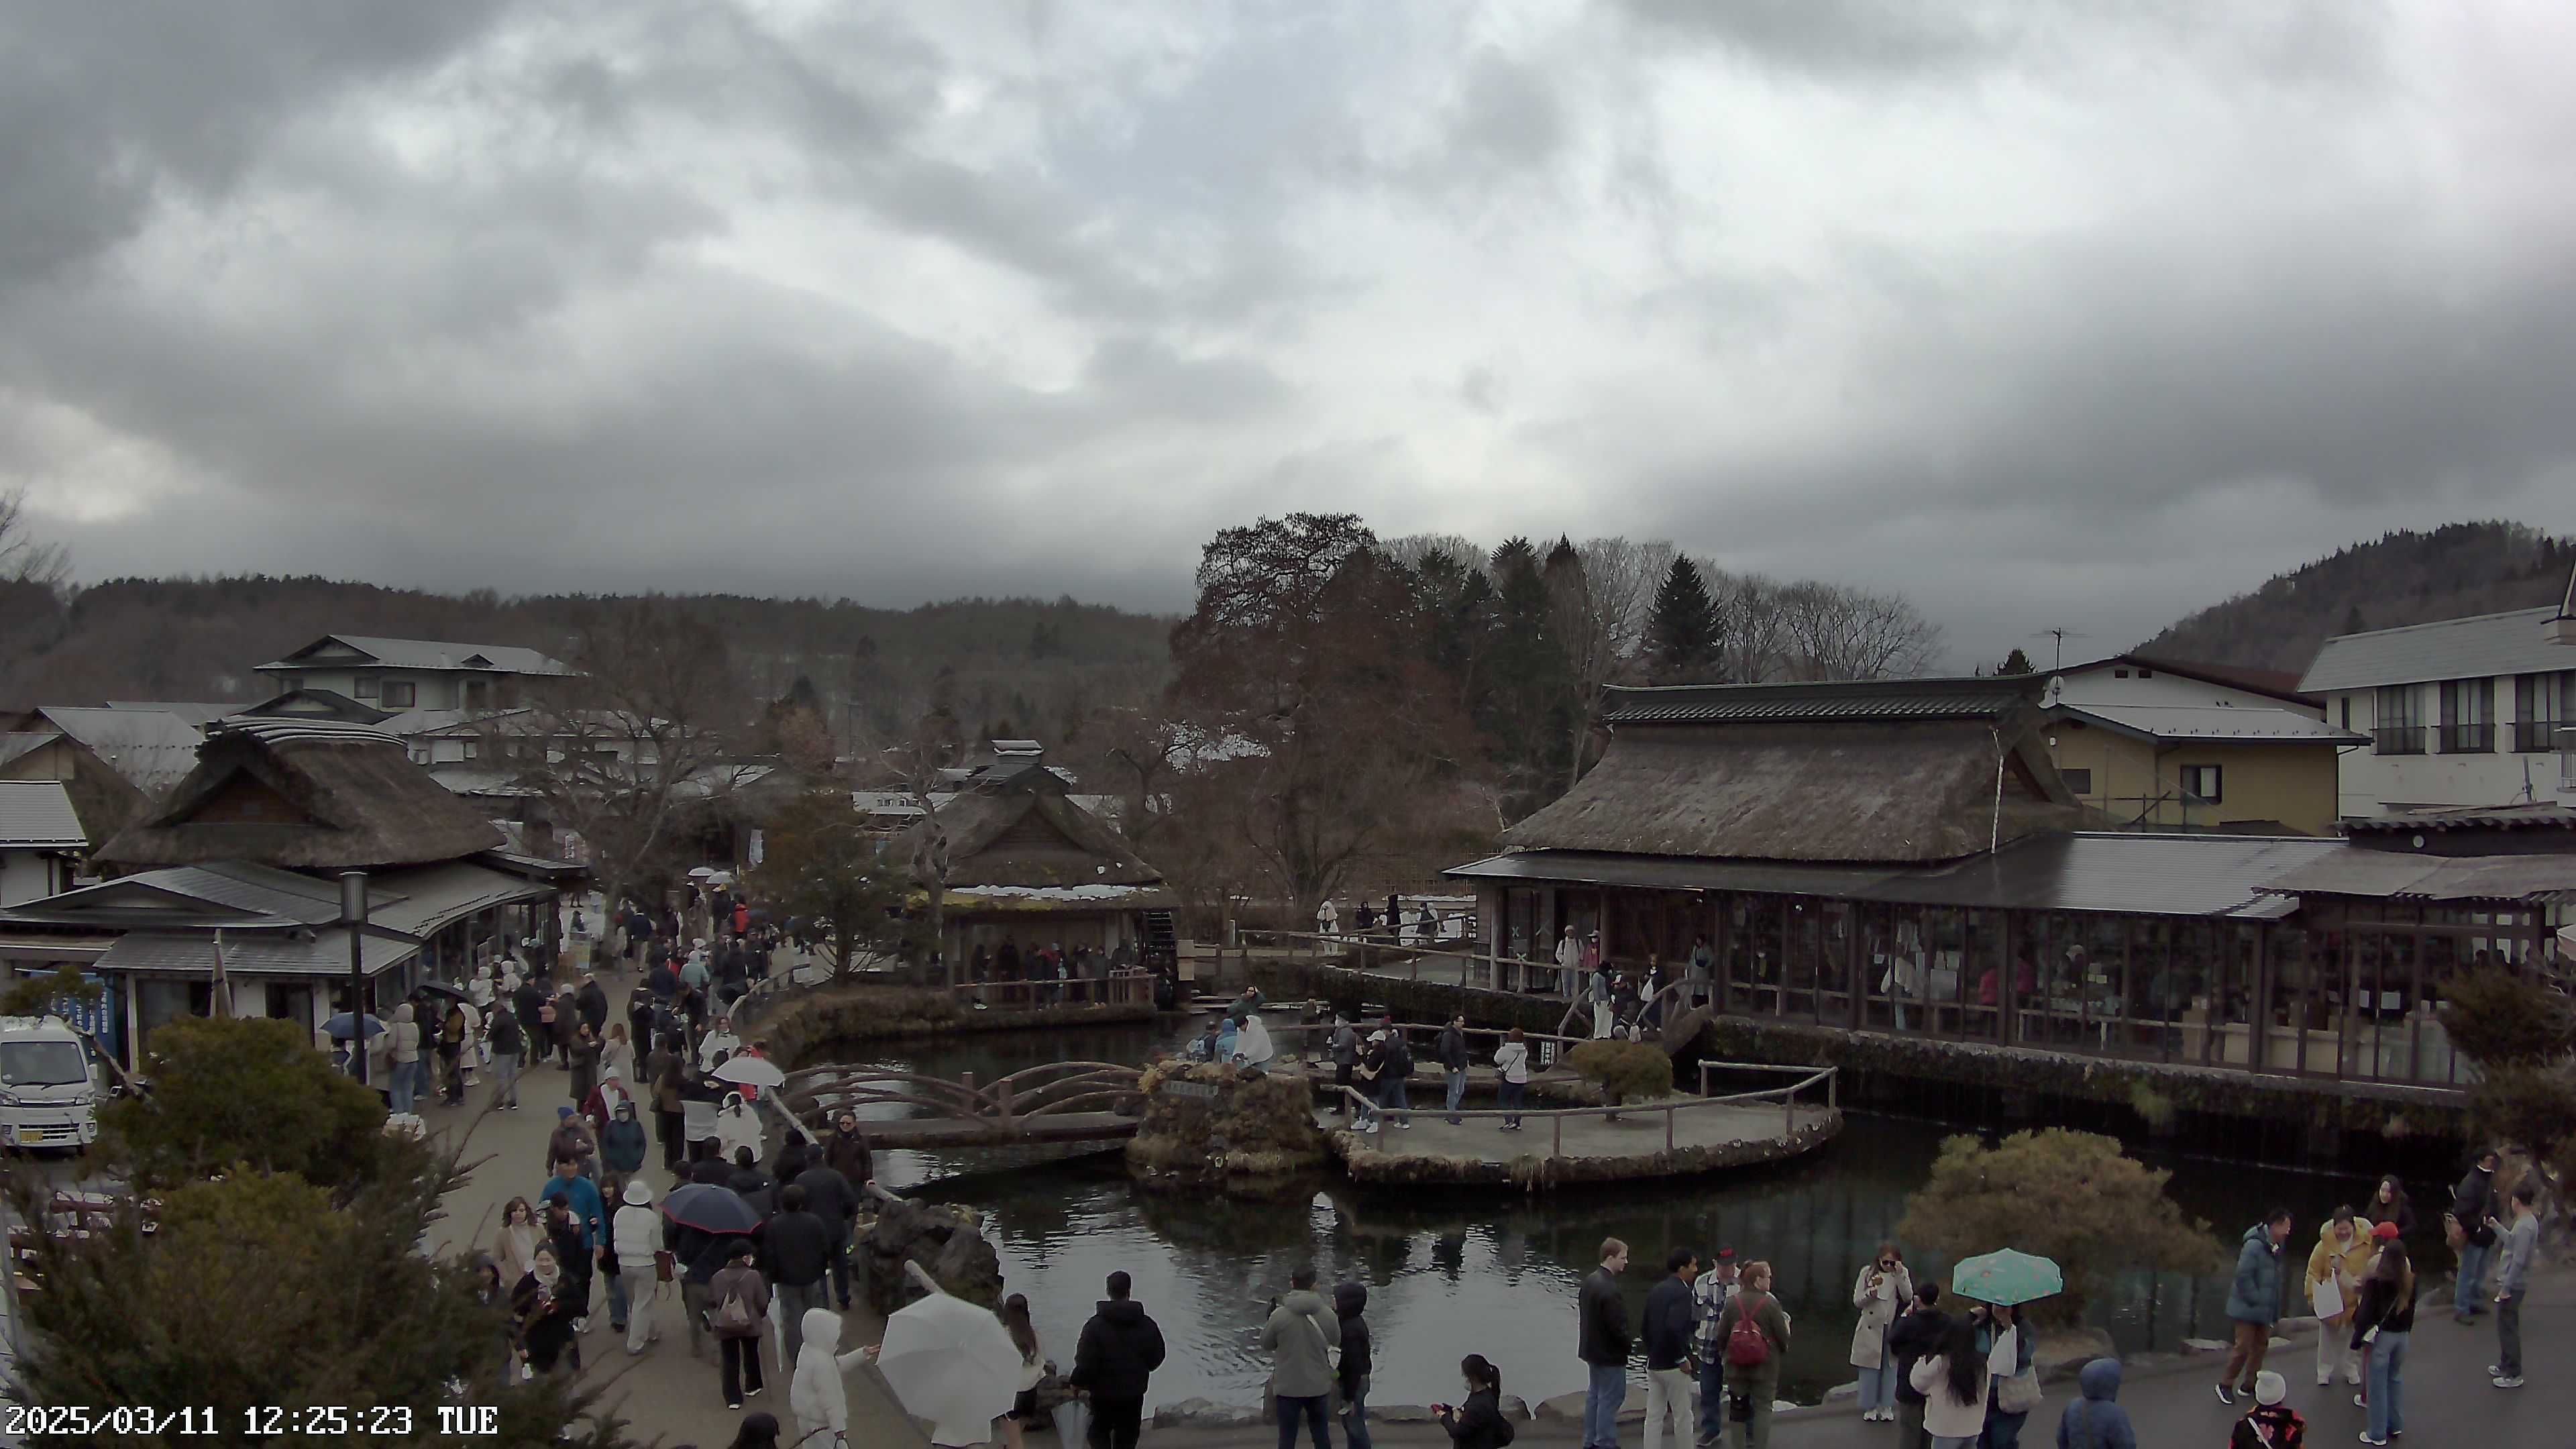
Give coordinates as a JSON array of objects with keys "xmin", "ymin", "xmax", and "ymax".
[
  {"xmin": 1713, "ymin": 1260, "xmax": 1792, "ymax": 1449},
  {"xmin": 1263, "ymin": 1267, "xmax": 1338, "ymax": 1449}
]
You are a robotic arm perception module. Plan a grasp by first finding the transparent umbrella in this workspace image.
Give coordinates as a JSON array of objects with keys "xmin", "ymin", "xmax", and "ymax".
[{"xmin": 875, "ymin": 1291, "xmax": 1021, "ymax": 1446}]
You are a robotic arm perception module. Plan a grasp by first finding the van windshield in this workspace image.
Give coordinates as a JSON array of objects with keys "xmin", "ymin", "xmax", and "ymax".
[{"xmin": 0, "ymin": 1040, "xmax": 91, "ymax": 1087}]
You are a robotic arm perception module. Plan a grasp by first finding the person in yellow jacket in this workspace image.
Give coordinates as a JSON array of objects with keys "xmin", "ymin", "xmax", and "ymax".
[{"xmin": 2306, "ymin": 1205, "xmax": 2373, "ymax": 1387}]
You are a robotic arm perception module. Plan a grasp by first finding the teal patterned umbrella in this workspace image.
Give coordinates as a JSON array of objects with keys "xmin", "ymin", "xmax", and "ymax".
[{"xmin": 1951, "ymin": 1248, "xmax": 2063, "ymax": 1306}]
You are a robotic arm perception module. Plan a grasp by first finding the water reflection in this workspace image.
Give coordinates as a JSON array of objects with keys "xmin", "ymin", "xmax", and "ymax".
[{"xmin": 831, "ymin": 1024, "xmax": 2439, "ymax": 1409}]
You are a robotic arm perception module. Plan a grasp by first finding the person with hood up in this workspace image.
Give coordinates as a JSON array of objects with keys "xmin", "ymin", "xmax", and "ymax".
[
  {"xmin": 1262, "ymin": 1267, "xmax": 1338, "ymax": 1449},
  {"xmin": 1215, "ymin": 1015, "xmax": 1240, "ymax": 1063},
  {"xmin": 2216, "ymin": 1208, "xmax": 2292, "ymax": 1404},
  {"xmin": 1071, "ymin": 1271, "xmax": 1167, "ymax": 1449},
  {"xmin": 386, "ymin": 1003, "xmax": 422, "ymax": 1114},
  {"xmin": 610, "ymin": 1178, "xmax": 664, "ymax": 1354},
  {"xmin": 545, "ymin": 1106, "xmax": 598, "ymax": 1177},
  {"xmin": 551, "ymin": 983, "xmax": 580, "ymax": 1067},
  {"xmin": 1237, "ymin": 1012, "xmax": 1277, "ymax": 1067},
  {"xmin": 700, "ymin": 1014, "xmax": 744, "ymax": 1071},
  {"xmin": 710, "ymin": 1239, "xmax": 773, "ymax": 1410},
  {"xmin": 1334, "ymin": 1281, "xmax": 1373, "ymax": 1449},
  {"xmin": 2229, "ymin": 1370, "xmax": 2304, "ymax": 1449},
  {"xmin": 789, "ymin": 1305, "xmax": 870, "ymax": 1446},
  {"xmin": 2051, "ymin": 1359, "xmax": 2135, "ymax": 1449},
  {"xmin": 1436, "ymin": 1016, "xmax": 1472, "ymax": 1124},
  {"xmin": 2306, "ymin": 1206, "xmax": 2370, "ymax": 1387},
  {"xmin": 600, "ymin": 1100, "xmax": 649, "ymax": 1177},
  {"xmin": 716, "ymin": 1091, "xmax": 763, "ymax": 1167},
  {"xmin": 2447, "ymin": 1148, "xmax": 2501, "ymax": 1321}
]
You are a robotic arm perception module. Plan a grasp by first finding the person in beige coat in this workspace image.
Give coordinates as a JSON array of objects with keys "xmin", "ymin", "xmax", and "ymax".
[
  {"xmin": 1849, "ymin": 1243, "xmax": 1915, "ymax": 1422},
  {"xmin": 2306, "ymin": 1205, "xmax": 2372, "ymax": 1387}
]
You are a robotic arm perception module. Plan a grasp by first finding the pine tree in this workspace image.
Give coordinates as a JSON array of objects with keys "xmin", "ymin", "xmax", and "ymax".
[
  {"xmin": 1647, "ymin": 555, "xmax": 1721, "ymax": 683},
  {"xmin": 2339, "ymin": 604, "xmax": 2367, "ymax": 637},
  {"xmin": 1995, "ymin": 647, "xmax": 2035, "ymax": 676}
]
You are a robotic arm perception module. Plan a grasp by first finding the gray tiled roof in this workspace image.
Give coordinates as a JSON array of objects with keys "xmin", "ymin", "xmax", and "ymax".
[
  {"xmin": 1605, "ymin": 676, "xmax": 2037, "ymax": 725},
  {"xmin": 259, "ymin": 634, "xmax": 572, "ymax": 676},
  {"xmin": 2298, "ymin": 606, "xmax": 2574, "ymax": 692},
  {"xmin": 0, "ymin": 780, "xmax": 85, "ymax": 847}
]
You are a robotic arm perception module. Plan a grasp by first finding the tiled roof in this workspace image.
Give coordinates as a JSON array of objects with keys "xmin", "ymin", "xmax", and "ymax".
[
  {"xmin": 0, "ymin": 780, "xmax": 85, "ymax": 848},
  {"xmin": 2259, "ymin": 847, "xmax": 2576, "ymax": 904},
  {"xmin": 30, "ymin": 706, "xmax": 202, "ymax": 793},
  {"xmin": 258, "ymin": 634, "xmax": 573, "ymax": 676},
  {"xmin": 2343, "ymin": 804, "xmax": 2576, "ymax": 833},
  {"xmin": 1604, "ymin": 676, "xmax": 2038, "ymax": 725},
  {"xmin": 2298, "ymin": 606, "xmax": 2573, "ymax": 692},
  {"xmin": 2049, "ymin": 702, "xmax": 2366, "ymax": 744}
]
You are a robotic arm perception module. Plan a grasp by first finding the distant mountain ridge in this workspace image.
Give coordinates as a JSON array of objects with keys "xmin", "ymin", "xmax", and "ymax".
[
  {"xmin": 0, "ymin": 575, "xmax": 1173, "ymax": 745},
  {"xmin": 2138, "ymin": 522, "xmax": 2575, "ymax": 676}
]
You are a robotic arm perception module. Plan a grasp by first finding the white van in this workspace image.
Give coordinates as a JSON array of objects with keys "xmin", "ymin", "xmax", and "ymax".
[{"xmin": 0, "ymin": 1017, "xmax": 101, "ymax": 1150}]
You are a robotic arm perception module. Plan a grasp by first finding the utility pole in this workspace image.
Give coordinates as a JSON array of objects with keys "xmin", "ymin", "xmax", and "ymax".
[{"xmin": 341, "ymin": 871, "xmax": 370, "ymax": 1086}]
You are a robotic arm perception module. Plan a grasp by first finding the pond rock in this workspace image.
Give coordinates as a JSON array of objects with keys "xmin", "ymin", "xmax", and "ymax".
[
  {"xmin": 1124, "ymin": 1060, "xmax": 1329, "ymax": 1198},
  {"xmin": 1152, "ymin": 1399, "xmax": 1267, "ymax": 1429},
  {"xmin": 861, "ymin": 1193, "xmax": 1002, "ymax": 1312}
]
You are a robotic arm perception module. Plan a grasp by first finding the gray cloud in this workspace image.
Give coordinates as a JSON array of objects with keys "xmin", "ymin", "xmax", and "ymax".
[{"xmin": 1, "ymin": 0, "xmax": 2571, "ymax": 674}]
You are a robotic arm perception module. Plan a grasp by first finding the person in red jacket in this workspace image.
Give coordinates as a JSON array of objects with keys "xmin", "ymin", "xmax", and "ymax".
[{"xmin": 2231, "ymin": 1371, "xmax": 2304, "ymax": 1448}]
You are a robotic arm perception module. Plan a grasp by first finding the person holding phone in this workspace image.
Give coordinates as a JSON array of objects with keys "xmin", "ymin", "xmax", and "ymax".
[{"xmin": 1434, "ymin": 1354, "xmax": 1513, "ymax": 1449}]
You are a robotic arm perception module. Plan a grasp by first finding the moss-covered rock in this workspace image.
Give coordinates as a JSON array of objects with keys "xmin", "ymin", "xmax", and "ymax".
[
  {"xmin": 743, "ymin": 981, "xmax": 1154, "ymax": 1071},
  {"xmin": 1124, "ymin": 1059, "xmax": 1328, "ymax": 1197}
]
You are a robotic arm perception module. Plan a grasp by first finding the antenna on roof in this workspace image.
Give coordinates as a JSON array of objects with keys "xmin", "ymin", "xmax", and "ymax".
[{"xmin": 2030, "ymin": 629, "xmax": 2092, "ymax": 671}]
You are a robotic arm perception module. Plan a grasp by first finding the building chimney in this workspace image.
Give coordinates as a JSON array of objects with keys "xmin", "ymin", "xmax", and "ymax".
[{"xmin": 2548, "ymin": 560, "xmax": 2576, "ymax": 645}]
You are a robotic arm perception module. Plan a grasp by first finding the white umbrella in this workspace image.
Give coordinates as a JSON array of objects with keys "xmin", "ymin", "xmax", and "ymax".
[
  {"xmin": 876, "ymin": 1291, "xmax": 1021, "ymax": 1446},
  {"xmin": 714, "ymin": 1054, "xmax": 786, "ymax": 1089},
  {"xmin": 688, "ymin": 865, "xmax": 718, "ymax": 879}
]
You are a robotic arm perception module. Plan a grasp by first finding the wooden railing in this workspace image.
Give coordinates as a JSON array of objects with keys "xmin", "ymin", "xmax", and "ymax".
[
  {"xmin": 784, "ymin": 1060, "xmax": 1146, "ymax": 1130},
  {"xmin": 1328, "ymin": 1059, "xmax": 1837, "ymax": 1161},
  {"xmin": 1242, "ymin": 928, "xmax": 1578, "ymax": 994}
]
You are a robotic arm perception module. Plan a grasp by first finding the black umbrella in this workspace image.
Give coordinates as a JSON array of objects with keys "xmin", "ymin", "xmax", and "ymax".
[
  {"xmin": 323, "ymin": 1012, "xmax": 386, "ymax": 1040},
  {"xmin": 415, "ymin": 980, "xmax": 474, "ymax": 1006},
  {"xmin": 661, "ymin": 1182, "xmax": 761, "ymax": 1234}
]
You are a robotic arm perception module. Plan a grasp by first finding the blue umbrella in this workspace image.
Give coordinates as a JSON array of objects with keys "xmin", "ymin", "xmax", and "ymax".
[
  {"xmin": 1951, "ymin": 1248, "xmax": 2064, "ymax": 1307},
  {"xmin": 323, "ymin": 1012, "xmax": 386, "ymax": 1040}
]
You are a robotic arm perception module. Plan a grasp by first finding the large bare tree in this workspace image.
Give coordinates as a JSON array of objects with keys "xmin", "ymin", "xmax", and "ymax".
[
  {"xmin": 0, "ymin": 487, "xmax": 69, "ymax": 593},
  {"xmin": 1544, "ymin": 537, "xmax": 1673, "ymax": 789},
  {"xmin": 1774, "ymin": 580, "xmax": 1946, "ymax": 680}
]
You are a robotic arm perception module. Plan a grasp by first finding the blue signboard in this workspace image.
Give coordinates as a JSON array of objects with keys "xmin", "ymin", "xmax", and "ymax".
[{"xmin": 52, "ymin": 973, "xmax": 119, "ymax": 1062}]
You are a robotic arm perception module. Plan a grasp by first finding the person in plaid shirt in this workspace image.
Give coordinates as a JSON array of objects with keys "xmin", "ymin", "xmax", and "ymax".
[{"xmin": 1690, "ymin": 1248, "xmax": 1739, "ymax": 1448}]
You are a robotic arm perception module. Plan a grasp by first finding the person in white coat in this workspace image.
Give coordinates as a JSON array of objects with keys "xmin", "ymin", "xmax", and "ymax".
[
  {"xmin": 1315, "ymin": 898, "xmax": 1338, "ymax": 942},
  {"xmin": 610, "ymin": 1179, "xmax": 663, "ymax": 1355},
  {"xmin": 714, "ymin": 1091, "xmax": 763, "ymax": 1167},
  {"xmin": 1848, "ymin": 1245, "xmax": 1915, "ymax": 1421},
  {"xmin": 1907, "ymin": 1319, "xmax": 1990, "ymax": 1448},
  {"xmin": 1234, "ymin": 1013, "xmax": 1275, "ymax": 1068},
  {"xmin": 792, "ymin": 1306, "xmax": 872, "ymax": 1446},
  {"xmin": 698, "ymin": 1014, "xmax": 743, "ymax": 1071},
  {"xmin": 1554, "ymin": 926, "xmax": 1579, "ymax": 996}
]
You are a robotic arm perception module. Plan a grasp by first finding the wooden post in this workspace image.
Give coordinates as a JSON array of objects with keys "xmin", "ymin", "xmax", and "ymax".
[
  {"xmin": 1828, "ymin": 1069, "xmax": 1838, "ymax": 1112},
  {"xmin": 1784, "ymin": 1079, "xmax": 1796, "ymax": 1138},
  {"xmin": 1552, "ymin": 1114, "xmax": 1563, "ymax": 1159},
  {"xmin": 996, "ymin": 1078, "xmax": 1015, "ymax": 1127},
  {"xmin": 1664, "ymin": 1103, "xmax": 1674, "ymax": 1152}
]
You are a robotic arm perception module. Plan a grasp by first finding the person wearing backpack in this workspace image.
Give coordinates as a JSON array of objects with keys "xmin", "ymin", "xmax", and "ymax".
[
  {"xmin": 709, "ymin": 1239, "xmax": 773, "ymax": 1411},
  {"xmin": 1435, "ymin": 1354, "xmax": 1516, "ymax": 1449},
  {"xmin": 1712, "ymin": 1260, "xmax": 1792, "ymax": 1449}
]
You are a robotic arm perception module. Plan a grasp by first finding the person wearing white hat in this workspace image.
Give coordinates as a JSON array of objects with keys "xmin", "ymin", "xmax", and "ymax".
[
  {"xmin": 2229, "ymin": 1370, "xmax": 2302, "ymax": 1448},
  {"xmin": 610, "ymin": 1179, "xmax": 665, "ymax": 1356}
]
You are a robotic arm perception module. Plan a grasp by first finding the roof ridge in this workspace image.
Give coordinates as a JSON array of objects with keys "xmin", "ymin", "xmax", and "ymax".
[{"xmin": 2320, "ymin": 604, "xmax": 2559, "ymax": 642}]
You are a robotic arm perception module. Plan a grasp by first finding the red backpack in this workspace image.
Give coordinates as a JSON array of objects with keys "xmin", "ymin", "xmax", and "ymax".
[{"xmin": 1725, "ymin": 1293, "xmax": 1772, "ymax": 1369}]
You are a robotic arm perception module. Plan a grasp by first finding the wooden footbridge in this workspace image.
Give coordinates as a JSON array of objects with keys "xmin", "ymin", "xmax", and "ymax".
[{"xmin": 782, "ymin": 1061, "xmax": 1148, "ymax": 1148}]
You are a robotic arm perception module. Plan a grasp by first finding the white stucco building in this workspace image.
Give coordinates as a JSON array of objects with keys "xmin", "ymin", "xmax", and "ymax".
[
  {"xmin": 2299, "ymin": 592, "xmax": 2576, "ymax": 818},
  {"xmin": 254, "ymin": 634, "xmax": 573, "ymax": 713}
]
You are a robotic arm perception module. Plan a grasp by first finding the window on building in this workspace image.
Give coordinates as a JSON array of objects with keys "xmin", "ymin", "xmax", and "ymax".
[
  {"xmin": 2339, "ymin": 696, "xmax": 2351, "ymax": 730},
  {"xmin": 2060, "ymin": 767, "xmax": 2094, "ymax": 795},
  {"xmin": 379, "ymin": 680, "xmax": 417, "ymax": 708},
  {"xmin": 2512, "ymin": 671, "xmax": 2575, "ymax": 753},
  {"xmin": 463, "ymin": 678, "xmax": 492, "ymax": 710},
  {"xmin": 2180, "ymin": 764, "xmax": 2222, "ymax": 803},
  {"xmin": 2112, "ymin": 669, "xmax": 2130, "ymax": 679},
  {"xmin": 462, "ymin": 739, "xmax": 480, "ymax": 761},
  {"xmin": 351, "ymin": 674, "xmax": 378, "ymax": 699},
  {"xmin": 2373, "ymin": 684, "xmax": 2426, "ymax": 755},
  {"xmin": 2439, "ymin": 678, "xmax": 2493, "ymax": 753}
]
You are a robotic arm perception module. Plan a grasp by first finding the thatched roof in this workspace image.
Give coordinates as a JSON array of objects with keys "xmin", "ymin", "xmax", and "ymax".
[
  {"xmin": 1503, "ymin": 716, "xmax": 2080, "ymax": 865},
  {"xmin": 99, "ymin": 718, "xmax": 504, "ymax": 871},
  {"xmin": 926, "ymin": 782, "xmax": 1163, "ymax": 890}
]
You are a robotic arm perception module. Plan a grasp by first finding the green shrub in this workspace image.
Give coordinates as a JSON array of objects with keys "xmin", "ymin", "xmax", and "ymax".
[{"xmin": 1565, "ymin": 1040, "xmax": 1673, "ymax": 1106}]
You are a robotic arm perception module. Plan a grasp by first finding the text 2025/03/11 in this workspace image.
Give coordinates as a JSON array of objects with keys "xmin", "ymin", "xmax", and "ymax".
[{"xmin": 3, "ymin": 1405, "xmax": 505, "ymax": 1436}]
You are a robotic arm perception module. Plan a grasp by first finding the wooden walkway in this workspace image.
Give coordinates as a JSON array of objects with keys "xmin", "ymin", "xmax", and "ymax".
[{"xmin": 854, "ymin": 1112, "xmax": 1140, "ymax": 1148}]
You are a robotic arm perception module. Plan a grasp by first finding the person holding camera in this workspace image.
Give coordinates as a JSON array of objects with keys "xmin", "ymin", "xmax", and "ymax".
[{"xmin": 1434, "ymin": 1355, "xmax": 1515, "ymax": 1449}]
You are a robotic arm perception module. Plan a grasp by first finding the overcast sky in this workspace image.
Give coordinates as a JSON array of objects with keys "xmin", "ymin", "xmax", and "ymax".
[{"xmin": 7, "ymin": 1, "xmax": 2575, "ymax": 663}]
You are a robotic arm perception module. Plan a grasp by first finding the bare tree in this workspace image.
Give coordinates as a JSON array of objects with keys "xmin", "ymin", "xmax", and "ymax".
[
  {"xmin": 1774, "ymin": 581, "xmax": 1945, "ymax": 680},
  {"xmin": 0, "ymin": 487, "xmax": 70, "ymax": 593},
  {"xmin": 1703, "ymin": 564, "xmax": 1790, "ymax": 684},
  {"xmin": 491, "ymin": 599, "xmax": 749, "ymax": 923},
  {"xmin": 1545, "ymin": 537, "xmax": 1673, "ymax": 789},
  {"xmin": 1380, "ymin": 532, "xmax": 1489, "ymax": 573}
]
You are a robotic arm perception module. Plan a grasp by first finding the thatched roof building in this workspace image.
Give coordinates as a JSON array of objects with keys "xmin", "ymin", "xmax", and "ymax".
[
  {"xmin": 906, "ymin": 753, "xmax": 1173, "ymax": 967},
  {"xmin": 99, "ymin": 718, "xmax": 504, "ymax": 871},
  {"xmin": 1505, "ymin": 677, "xmax": 2081, "ymax": 864}
]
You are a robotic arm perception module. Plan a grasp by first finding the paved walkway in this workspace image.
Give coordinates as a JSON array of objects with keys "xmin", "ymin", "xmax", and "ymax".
[{"xmin": 422, "ymin": 962, "xmax": 928, "ymax": 1449}]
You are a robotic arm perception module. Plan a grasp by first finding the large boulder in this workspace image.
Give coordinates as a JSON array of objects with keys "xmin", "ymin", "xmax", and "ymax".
[
  {"xmin": 1123, "ymin": 1059, "xmax": 1328, "ymax": 1198},
  {"xmin": 861, "ymin": 1193, "xmax": 1002, "ymax": 1312}
]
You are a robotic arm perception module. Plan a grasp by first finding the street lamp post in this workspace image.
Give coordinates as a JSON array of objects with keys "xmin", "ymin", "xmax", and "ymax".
[{"xmin": 340, "ymin": 870, "xmax": 369, "ymax": 1086}]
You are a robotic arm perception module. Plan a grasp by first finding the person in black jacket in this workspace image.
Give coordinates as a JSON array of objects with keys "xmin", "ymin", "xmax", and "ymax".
[
  {"xmin": 514, "ymin": 977, "xmax": 550, "ymax": 1065},
  {"xmin": 760, "ymin": 1183, "xmax": 834, "ymax": 1367},
  {"xmin": 792, "ymin": 1158, "xmax": 859, "ymax": 1309},
  {"xmin": 575, "ymin": 973, "xmax": 610, "ymax": 1036},
  {"xmin": 688, "ymin": 1138, "xmax": 735, "ymax": 1187},
  {"xmin": 1435, "ymin": 1354, "xmax": 1513, "ymax": 1449},
  {"xmin": 1436, "ymin": 1016, "xmax": 1473, "ymax": 1124},
  {"xmin": 1335, "ymin": 1281, "xmax": 1373, "ymax": 1449},
  {"xmin": 1886, "ymin": 1283, "xmax": 1949, "ymax": 1449},
  {"xmin": 1071, "ymin": 1271, "xmax": 1167, "ymax": 1449},
  {"xmin": 2448, "ymin": 1148, "xmax": 2501, "ymax": 1320},
  {"xmin": 728, "ymin": 1147, "xmax": 776, "ymax": 1218},
  {"xmin": 2351, "ymin": 1238, "xmax": 2416, "ymax": 1444},
  {"xmin": 1641, "ymin": 1248, "xmax": 1697, "ymax": 1449},
  {"xmin": 1578, "ymin": 1238, "xmax": 1631, "ymax": 1449}
]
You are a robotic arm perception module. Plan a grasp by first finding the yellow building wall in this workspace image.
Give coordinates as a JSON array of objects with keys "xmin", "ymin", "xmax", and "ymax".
[{"xmin": 2043, "ymin": 725, "xmax": 2344, "ymax": 835}]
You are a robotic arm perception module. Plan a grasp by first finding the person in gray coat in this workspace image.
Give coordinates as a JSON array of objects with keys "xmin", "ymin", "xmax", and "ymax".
[{"xmin": 1262, "ymin": 1267, "xmax": 1338, "ymax": 1449}]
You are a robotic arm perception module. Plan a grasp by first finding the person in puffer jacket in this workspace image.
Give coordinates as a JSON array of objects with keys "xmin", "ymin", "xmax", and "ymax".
[
  {"xmin": 610, "ymin": 1178, "xmax": 663, "ymax": 1356},
  {"xmin": 2054, "ymin": 1358, "xmax": 2136, "ymax": 1449},
  {"xmin": 792, "ymin": 1306, "xmax": 871, "ymax": 1445}
]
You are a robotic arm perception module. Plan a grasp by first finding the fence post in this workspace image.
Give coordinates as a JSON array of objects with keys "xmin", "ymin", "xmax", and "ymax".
[
  {"xmin": 1552, "ymin": 1114, "xmax": 1563, "ymax": 1159},
  {"xmin": 1665, "ymin": 1103, "xmax": 1674, "ymax": 1152},
  {"xmin": 1828, "ymin": 1069, "xmax": 1839, "ymax": 1112},
  {"xmin": 996, "ymin": 1079, "xmax": 1014, "ymax": 1127},
  {"xmin": 1783, "ymin": 1080, "xmax": 1795, "ymax": 1138}
]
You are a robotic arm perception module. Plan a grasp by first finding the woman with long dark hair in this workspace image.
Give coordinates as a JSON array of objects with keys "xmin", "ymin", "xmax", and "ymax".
[
  {"xmin": 1907, "ymin": 1318, "xmax": 1988, "ymax": 1449},
  {"xmin": 2365, "ymin": 1175, "xmax": 2416, "ymax": 1237},
  {"xmin": 2352, "ymin": 1238, "xmax": 2416, "ymax": 1445},
  {"xmin": 511, "ymin": 1245, "xmax": 582, "ymax": 1378},
  {"xmin": 999, "ymin": 1293, "xmax": 1045, "ymax": 1449},
  {"xmin": 492, "ymin": 1196, "xmax": 542, "ymax": 1286},
  {"xmin": 1435, "ymin": 1354, "xmax": 1509, "ymax": 1449}
]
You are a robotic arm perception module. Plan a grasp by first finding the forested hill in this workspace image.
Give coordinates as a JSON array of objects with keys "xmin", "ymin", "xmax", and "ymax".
[
  {"xmin": 2138, "ymin": 523, "xmax": 2575, "ymax": 675},
  {"xmin": 0, "ymin": 576, "xmax": 1173, "ymax": 743}
]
